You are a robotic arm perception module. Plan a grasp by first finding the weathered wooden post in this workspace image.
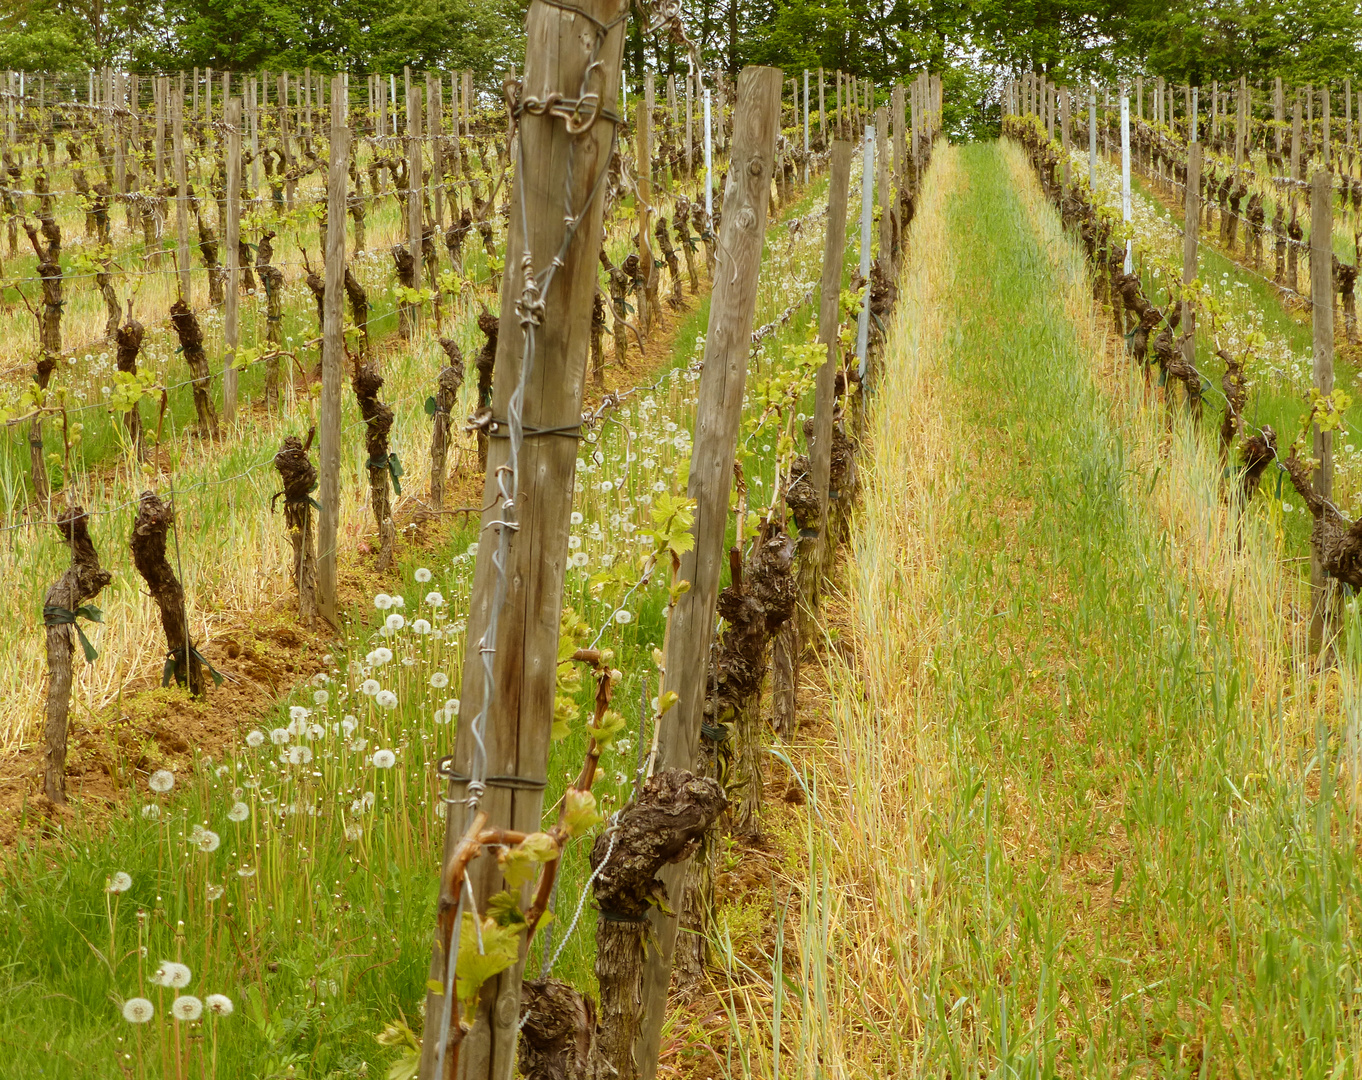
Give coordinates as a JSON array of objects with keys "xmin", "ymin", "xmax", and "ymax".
[
  {"xmin": 317, "ymin": 76, "xmax": 349, "ymax": 630},
  {"xmin": 1182, "ymin": 140, "xmax": 1201, "ymax": 393},
  {"xmin": 635, "ymin": 65, "xmax": 783, "ymax": 1080},
  {"xmin": 224, "ymin": 98, "xmax": 241, "ymax": 424},
  {"xmin": 1310, "ymin": 167, "xmax": 1336, "ymax": 647},
  {"xmin": 415, "ymin": 8, "xmax": 626, "ymax": 1079}
]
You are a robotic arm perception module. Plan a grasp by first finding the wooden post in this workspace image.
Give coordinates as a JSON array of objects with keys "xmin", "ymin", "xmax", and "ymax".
[
  {"xmin": 249, "ymin": 77, "xmax": 259, "ymax": 194},
  {"xmin": 819, "ymin": 67, "xmax": 825, "ymax": 140},
  {"xmin": 416, "ymin": 9, "xmax": 626, "ymax": 1080},
  {"xmin": 1061, "ymin": 87, "xmax": 1071, "ymax": 189},
  {"xmin": 1275, "ymin": 77, "xmax": 1284, "ymax": 154},
  {"xmin": 804, "ymin": 139, "xmax": 853, "ymax": 629},
  {"xmin": 318, "ymin": 76, "xmax": 349, "ymax": 631},
  {"xmin": 1324, "ymin": 85, "xmax": 1331, "ymax": 168},
  {"xmin": 407, "ymin": 82, "xmax": 423, "ymax": 303},
  {"xmin": 635, "ymin": 65, "xmax": 784, "ymax": 1080},
  {"xmin": 876, "ymin": 106, "xmax": 891, "ymax": 274},
  {"xmin": 637, "ymin": 73, "xmax": 655, "ymax": 337},
  {"xmin": 891, "ymin": 83, "xmax": 904, "ymax": 194},
  {"xmin": 428, "ymin": 73, "xmax": 443, "ymax": 230},
  {"xmin": 1182, "ymin": 141, "xmax": 1201, "ymax": 390},
  {"xmin": 1310, "ymin": 167, "xmax": 1335, "ymax": 646},
  {"xmin": 155, "ymin": 77, "xmax": 165, "ymax": 184},
  {"xmin": 174, "ymin": 89, "xmax": 191, "ymax": 303},
  {"xmin": 224, "ymin": 98, "xmax": 241, "ymax": 425}
]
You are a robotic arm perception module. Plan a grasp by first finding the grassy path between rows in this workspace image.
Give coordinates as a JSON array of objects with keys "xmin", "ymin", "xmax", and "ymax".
[{"xmin": 800, "ymin": 141, "xmax": 1360, "ymax": 1078}]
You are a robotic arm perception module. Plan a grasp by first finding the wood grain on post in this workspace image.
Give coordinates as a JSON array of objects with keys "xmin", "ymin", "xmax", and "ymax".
[
  {"xmin": 638, "ymin": 74, "xmax": 655, "ymax": 337},
  {"xmin": 1182, "ymin": 141, "xmax": 1200, "ymax": 387},
  {"xmin": 427, "ymin": 72, "xmax": 443, "ymax": 230},
  {"xmin": 173, "ymin": 89, "xmax": 191, "ymax": 303},
  {"xmin": 408, "ymin": 83, "xmax": 423, "ymax": 299},
  {"xmin": 1310, "ymin": 167, "xmax": 1336, "ymax": 645},
  {"xmin": 318, "ymin": 76, "xmax": 349, "ymax": 631},
  {"xmin": 876, "ymin": 107, "xmax": 891, "ymax": 274},
  {"xmin": 415, "ymin": 8, "xmax": 626, "ymax": 1079},
  {"xmin": 635, "ymin": 65, "xmax": 784, "ymax": 1080},
  {"xmin": 224, "ymin": 98, "xmax": 241, "ymax": 425},
  {"xmin": 803, "ymin": 139, "xmax": 853, "ymax": 630}
]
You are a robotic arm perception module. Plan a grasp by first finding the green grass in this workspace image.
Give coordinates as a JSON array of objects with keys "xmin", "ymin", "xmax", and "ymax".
[
  {"xmin": 0, "ymin": 165, "xmax": 840, "ymax": 1078},
  {"xmin": 825, "ymin": 141, "xmax": 1361, "ymax": 1077}
]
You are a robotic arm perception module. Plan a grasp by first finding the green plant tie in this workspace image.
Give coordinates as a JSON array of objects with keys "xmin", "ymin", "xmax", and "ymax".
[
  {"xmin": 162, "ymin": 646, "xmax": 225, "ymax": 689},
  {"xmin": 42, "ymin": 603, "xmax": 102, "ymax": 663},
  {"xmin": 367, "ymin": 452, "xmax": 403, "ymax": 495}
]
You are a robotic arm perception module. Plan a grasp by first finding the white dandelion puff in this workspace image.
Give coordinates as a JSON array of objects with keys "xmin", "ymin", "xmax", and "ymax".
[
  {"xmin": 429, "ymin": 672, "xmax": 449, "ymax": 689},
  {"xmin": 371, "ymin": 647, "xmax": 393, "ymax": 665},
  {"xmin": 412, "ymin": 618, "xmax": 431, "ymax": 634},
  {"xmin": 344, "ymin": 822, "xmax": 364, "ymax": 841},
  {"xmin": 140, "ymin": 804, "xmax": 162, "ymax": 821},
  {"xmin": 237, "ymin": 866, "xmax": 256, "ymax": 878},
  {"xmin": 349, "ymin": 737, "xmax": 369, "ymax": 753},
  {"xmin": 307, "ymin": 723, "xmax": 325, "ymax": 741},
  {"xmin": 286, "ymin": 746, "xmax": 313, "ymax": 766},
  {"xmin": 374, "ymin": 690, "xmax": 398, "ymax": 710},
  {"xmin": 152, "ymin": 961, "xmax": 192, "ymax": 988},
  {"xmin": 148, "ymin": 770, "xmax": 175, "ymax": 794},
  {"xmin": 205, "ymin": 883, "xmax": 224, "ymax": 901},
  {"xmin": 205, "ymin": 994, "xmax": 234, "ymax": 1017},
  {"xmin": 386, "ymin": 613, "xmax": 406, "ymax": 632},
  {"xmin": 570, "ymin": 512, "xmax": 583, "ymax": 525},
  {"xmin": 374, "ymin": 593, "xmax": 394, "ymax": 610},
  {"xmin": 288, "ymin": 705, "xmax": 310, "ymax": 723},
  {"xmin": 445, "ymin": 698, "xmax": 460, "ymax": 716},
  {"xmin": 245, "ymin": 730, "xmax": 265, "ymax": 747},
  {"xmin": 227, "ymin": 802, "xmax": 250, "ymax": 822},
  {"xmin": 425, "ymin": 591, "xmax": 445, "ymax": 607},
  {"xmin": 613, "ymin": 609, "xmax": 633, "ymax": 625},
  {"xmin": 415, "ymin": 567, "xmax": 432, "ymax": 583},
  {"xmin": 360, "ymin": 679, "xmax": 381, "ymax": 696},
  {"xmin": 313, "ymin": 689, "xmax": 329, "ymax": 706},
  {"xmin": 122, "ymin": 998, "xmax": 155, "ymax": 1023},
  {"xmin": 434, "ymin": 708, "xmax": 452, "ymax": 725},
  {"xmin": 270, "ymin": 728, "xmax": 289, "ymax": 745},
  {"xmin": 196, "ymin": 830, "xmax": 221, "ymax": 853},
  {"xmin": 466, "ymin": 543, "xmax": 479, "ymax": 557},
  {"xmin": 172, "ymin": 996, "xmax": 203, "ymax": 1021},
  {"xmin": 341, "ymin": 716, "xmax": 358, "ymax": 737},
  {"xmin": 106, "ymin": 872, "xmax": 132, "ymax": 894},
  {"xmin": 372, "ymin": 749, "xmax": 396, "ymax": 769}
]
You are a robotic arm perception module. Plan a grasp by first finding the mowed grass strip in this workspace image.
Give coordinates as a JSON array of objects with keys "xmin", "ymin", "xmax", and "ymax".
[{"xmin": 818, "ymin": 141, "xmax": 1360, "ymax": 1078}]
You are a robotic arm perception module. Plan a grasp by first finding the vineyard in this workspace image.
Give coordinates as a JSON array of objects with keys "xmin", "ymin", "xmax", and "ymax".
[{"xmin": 1, "ymin": 4, "xmax": 1362, "ymax": 1078}]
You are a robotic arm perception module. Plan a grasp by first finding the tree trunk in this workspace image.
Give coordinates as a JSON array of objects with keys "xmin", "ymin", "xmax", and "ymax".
[
  {"xmin": 42, "ymin": 506, "xmax": 113, "ymax": 803},
  {"xmin": 430, "ymin": 340, "xmax": 464, "ymax": 509}
]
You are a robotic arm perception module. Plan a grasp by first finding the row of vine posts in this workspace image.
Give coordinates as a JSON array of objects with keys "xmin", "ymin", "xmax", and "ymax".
[
  {"xmin": 1003, "ymin": 71, "xmax": 1353, "ymax": 652},
  {"xmin": 403, "ymin": 6, "xmax": 942, "ymax": 1075},
  {"xmin": 1, "ymin": 31, "xmax": 951, "ymax": 1080}
]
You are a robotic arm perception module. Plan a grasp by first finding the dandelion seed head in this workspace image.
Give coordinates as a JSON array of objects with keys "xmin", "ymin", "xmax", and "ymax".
[
  {"xmin": 415, "ymin": 567, "xmax": 432, "ymax": 582},
  {"xmin": 425, "ymin": 591, "xmax": 445, "ymax": 607},
  {"xmin": 196, "ymin": 830, "xmax": 221, "ymax": 853},
  {"xmin": 227, "ymin": 802, "xmax": 250, "ymax": 822},
  {"xmin": 374, "ymin": 690, "xmax": 398, "ymax": 710},
  {"xmin": 172, "ymin": 995, "xmax": 203, "ymax": 1021},
  {"xmin": 372, "ymin": 749, "xmax": 396, "ymax": 769},
  {"xmin": 141, "ymin": 804, "xmax": 162, "ymax": 821},
  {"xmin": 205, "ymin": 994, "xmax": 234, "ymax": 1017},
  {"xmin": 122, "ymin": 998, "xmax": 154, "ymax": 1023},
  {"xmin": 313, "ymin": 689, "xmax": 329, "ymax": 705},
  {"xmin": 246, "ymin": 730, "xmax": 265, "ymax": 747},
  {"xmin": 412, "ymin": 618, "xmax": 431, "ymax": 634},
  {"xmin": 206, "ymin": 883, "xmax": 224, "ymax": 901},
  {"xmin": 429, "ymin": 672, "xmax": 449, "ymax": 689},
  {"xmin": 360, "ymin": 679, "xmax": 381, "ymax": 696},
  {"xmin": 374, "ymin": 593, "xmax": 394, "ymax": 610},
  {"xmin": 270, "ymin": 727, "xmax": 289, "ymax": 745},
  {"xmin": 288, "ymin": 705, "xmax": 310, "ymax": 723},
  {"xmin": 148, "ymin": 770, "xmax": 175, "ymax": 794},
  {"xmin": 107, "ymin": 872, "xmax": 133, "ymax": 894},
  {"xmin": 152, "ymin": 961, "xmax": 192, "ymax": 988},
  {"xmin": 614, "ymin": 609, "xmax": 633, "ymax": 625}
]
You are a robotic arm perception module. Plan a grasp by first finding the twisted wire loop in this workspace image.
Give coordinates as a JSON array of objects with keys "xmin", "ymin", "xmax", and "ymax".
[{"xmin": 432, "ymin": 4, "xmax": 624, "ymax": 1073}]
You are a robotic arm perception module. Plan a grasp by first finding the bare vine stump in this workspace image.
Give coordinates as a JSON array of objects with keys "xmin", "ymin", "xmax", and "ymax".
[
  {"xmin": 392, "ymin": 243, "xmax": 416, "ymax": 339},
  {"xmin": 274, "ymin": 434, "xmax": 319, "ymax": 625},
  {"xmin": 429, "ymin": 340, "xmax": 464, "ymax": 509},
  {"xmin": 115, "ymin": 304, "xmax": 145, "ymax": 459},
  {"xmin": 1288, "ymin": 209, "xmax": 1302, "ymax": 293},
  {"xmin": 169, "ymin": 299, "xmax": 220, "ymax": 438},
  {"xmin": 345, "ymin": 266, "xmax": 370, "ymax": 358},
  {"xmin": 474, "ymin": 306, "xmax": 499, "ymax": 470},
  {"xmin": 601, "ymin": 249, "xmax": 630, "ymax": 366},
  {"xmin": 196, "ymin": 208, "xmax": 225, "ymax": 304},
  {"xmin": 655, "ymin": 217, "xmax": 683, "ymax": 309},
  {"xmin": 130, "ymin": 491, "xmax": 205, "ymax": 697},
  {"xmin": 593, "ymin": 770, "xmax": 726, "ymax": 1080},
  {"xmin": 24, "ymin": 214, "xmax": 62, "ymax": 501},
  {"xmin": 517, "ymin": 979, "xmax": 611, "ymax": 1080},
  {"xmin": 353, "ymin": 363, "xmax": 397, "ymax": 571},
  {"xmin": 41, "ymin": 506, "xmax": 112, "ymax": 803},
  {"xmin": 98, "ymin": 256, "xmax": 120, "ymax": 343},
  {"xmin": 590, "ymin": 292, "xmax": 607, "ymax": 389},
  {"xmin": 674, "ymin": 196, "xmax": 700, "ymax": 294}
]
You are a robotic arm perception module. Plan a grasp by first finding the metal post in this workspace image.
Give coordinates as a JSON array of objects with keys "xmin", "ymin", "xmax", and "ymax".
[
  {"xmin": 703, "ymin": 86, "xmax": 713, "ymax": 216},
  {"xmin": 1121, "ymin": 89, "xmax": 1132, "ymax": 273},
  {"xmin": 1088, "ymin": 89, "xmax": 1097, "ymax": 188}
]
